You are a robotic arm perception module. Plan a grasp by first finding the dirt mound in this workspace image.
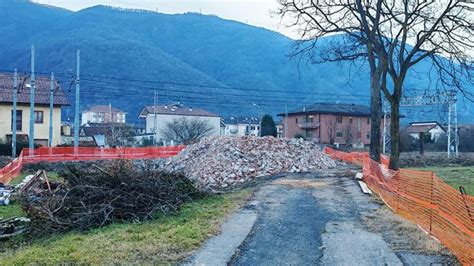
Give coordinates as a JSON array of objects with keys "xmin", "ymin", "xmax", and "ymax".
[{"xmin": 165, "ymin": 136, "xmax": 336, "ymax": 191}]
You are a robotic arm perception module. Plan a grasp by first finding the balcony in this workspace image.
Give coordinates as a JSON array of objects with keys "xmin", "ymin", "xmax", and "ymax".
[{"xmin": 298, "ymin": 122, "xmax": 320, "ymax": 129}]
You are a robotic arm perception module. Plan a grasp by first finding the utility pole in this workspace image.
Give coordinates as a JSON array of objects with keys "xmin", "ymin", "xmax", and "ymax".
[
  {"xmin": 447, "ymin": 90, "xmax": 458, "ymax": 158},
  {"xmin": 400, "ymin": 90, "xmax": 459, "ymax": 158},
  {"xmin": 284, "ymin": 104, "xmax": 288, "ymax": 138},
  {"xmin": 49, "ymin": 72, "xmax": 54, "ymax": 147},
  {"xmin": 29, "ymin": 45, "xmax": 35, "ymax": 151},
  {"xmin": 12, "ymin": 69, "xmax": 18, "ymax": 158},
  {"xmin": 153, "ymin": 90, "xmax": 158, "ymax": 145},
  {"xmin": 74, "ymin": 50, "xmax": 80, "ymax": 151}
]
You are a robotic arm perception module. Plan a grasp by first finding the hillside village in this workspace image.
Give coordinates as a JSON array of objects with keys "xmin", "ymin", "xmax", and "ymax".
[{"xmin": 0, "ymin": 1, "xmax": 473, "ymax": 265}]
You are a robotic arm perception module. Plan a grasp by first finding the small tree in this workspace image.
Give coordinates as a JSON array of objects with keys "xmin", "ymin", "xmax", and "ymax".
[
  {"xmin": 261, "ymin": 114, "xmax": 277, "ymax": 137},
  {"xmin": 160, "ymin": 117, "xmax": 215, "ymax": 145}
]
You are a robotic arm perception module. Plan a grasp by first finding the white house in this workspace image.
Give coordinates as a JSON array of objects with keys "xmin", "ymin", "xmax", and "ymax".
[
  {"xmin": 224, "ymin": 116, "xmax": 260, "ymax": 137},
  {"xmin": 138, "ymin": 103, "xmax": 221, "ymax": 143},
  {"xmin": 406, "ymin": 121, "xmax": 446, "ymax": 141},
  {"xmin": 81, "ymin": 104, "xmax": 126, "ymax": 125}
]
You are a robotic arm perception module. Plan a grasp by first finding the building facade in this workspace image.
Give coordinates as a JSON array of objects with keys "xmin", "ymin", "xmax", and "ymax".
[
  {"xmin": 278, "ymin": 102, "xmax": 373, "ymax": 147},
  {"xmin": 81, "ymin": 104, "xmax": 126, "ymax": 125},
  {"xmin": 0, "ymin": 73, "xmax": 69, "ymax": 147},
  {"xmin": 139, "ymin": 103, "xmax": 221, "ymax": 143},
  {"xmin": 224, "ymin": 116, "xmax": 260, "ymax": 137}
]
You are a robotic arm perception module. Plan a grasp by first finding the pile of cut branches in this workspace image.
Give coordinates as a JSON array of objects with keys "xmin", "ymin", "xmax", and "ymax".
[{"xmin": 19, "ymin": 160, "xmax": 203, "ymax": 234}]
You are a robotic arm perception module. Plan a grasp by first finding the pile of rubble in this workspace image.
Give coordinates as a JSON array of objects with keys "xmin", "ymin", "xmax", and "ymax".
[{"xmin": 165, "ymin": 136, "xmax": 336, "ymax": 190}]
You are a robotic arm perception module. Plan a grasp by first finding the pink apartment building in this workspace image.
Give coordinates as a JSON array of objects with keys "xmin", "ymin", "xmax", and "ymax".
[{"xmin": 278, "ymin": 102, "xmax": 374, "ymax": 147}]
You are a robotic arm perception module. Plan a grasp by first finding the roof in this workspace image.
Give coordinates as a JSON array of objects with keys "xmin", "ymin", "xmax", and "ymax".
[
  {"xmin": 83, "ymin": 105, "xmax": 126, "ymax": 113},
  {"xmin": 406, "ymin": 122, "xmax": 445, "ymax": 134},
  {"xmin": 0, "ymin": 72, "xmax": 69, "ymax": 106},
  {"xmin": 277, "ymin": 102, "xmax": 371, "ymax": 117},
  {"xmin": 224, "ymin": 116, "xmax": 260, "ymax": 125},
  {"xmin": 139, "ymin": 104, "xmax": 220, "ymax": 118}
]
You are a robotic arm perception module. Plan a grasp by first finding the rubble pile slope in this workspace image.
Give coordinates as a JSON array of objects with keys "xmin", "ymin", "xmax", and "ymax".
[{"xmin": 166, "ymin": 136, "xmax": 337, "ymax": 190}]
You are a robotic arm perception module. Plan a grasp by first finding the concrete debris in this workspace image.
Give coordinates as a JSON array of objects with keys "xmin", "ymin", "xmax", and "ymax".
[{"xmin": 165, "ymin": 136, "xmax": 336, "ymax": 191}]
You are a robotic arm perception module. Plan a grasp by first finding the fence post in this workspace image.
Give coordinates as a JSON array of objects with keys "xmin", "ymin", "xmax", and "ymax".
[{"xmin": 429, "ymin": 172, "xmax": 434, "ymax": 235}]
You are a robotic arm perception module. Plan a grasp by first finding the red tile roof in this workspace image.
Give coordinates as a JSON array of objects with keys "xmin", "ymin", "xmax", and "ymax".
[{"xmin": 0, "ymin": 72, "xmax": 69, "ymax": 106}]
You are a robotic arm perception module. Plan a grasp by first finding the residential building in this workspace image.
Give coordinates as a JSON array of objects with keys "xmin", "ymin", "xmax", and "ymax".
[
  {"xmin": 406, "ymin": 121, "xmax": 446, "ymax": 141},
  {"xmin": 277, "ymin": 102, "xmax": 373, "ymax": 147},
  {"xmin": 138, "ymin": 103, "xmax": 221, "ymax": 143},
  {"xmin": 0, "ymin": 73, "xmax": 69, "ymax": 146},
  {"xmin": 224, "ymin": 116, "xmax": 260, "ymax": 136},
  {"xmin": 81, "ymin": 104, "xmax": 126, "ymax": 125},
  {"xmin": 276, "ymin": 120, "xmax": 283, "ymax": 138}
]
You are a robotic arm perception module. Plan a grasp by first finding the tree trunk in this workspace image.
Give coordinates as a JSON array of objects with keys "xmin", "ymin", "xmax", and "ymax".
[
  {"xmin": 389, "ymin": 100, "xmax": 401, "ymax": 170},
  {"xmin": 419, "ymin": 132, "xmax": 424, "ymax": 155},
  {"xmin": 370, "ymin": 75, "xmax": 382, "ymax": 162}
]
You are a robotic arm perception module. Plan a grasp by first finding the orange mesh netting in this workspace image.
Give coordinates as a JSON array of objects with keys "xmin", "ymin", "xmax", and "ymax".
[
  {"xmin": 324, "ymin": 147, "xmax": 474, "ymax": 265},
  {"xmin": 0, "ymin": 146, "xmax": 184, "ymax": 185}
]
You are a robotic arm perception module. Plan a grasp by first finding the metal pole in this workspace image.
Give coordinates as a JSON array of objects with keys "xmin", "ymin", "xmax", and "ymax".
[
  {"xmin": 447, "ymin": 101, "xmax": 452, "ymax": 158},
  {"xmin": 153, "ymin": 90, "xmax": 157, "ymax": 145},
  {"xmin": 74, "ymin": 50, "xmax": 80, "ymax": 151},
  {"xmin": 454, "ymin": 93, "xmax": 459, "ymax": 157},
  {"xmin": 49, "ymin": 72, "xmax": 54, "ymax": 147},
  {"xmin": 284, "ymin": 104, "xmax": 288, "ymax": 138},
  {"xmin": 12, "ymin": 69, "xmax": 18, "ymax": 157},
  {"xmin": 29, "ymin": 45, "xmax": 35, "ymax": 151}
]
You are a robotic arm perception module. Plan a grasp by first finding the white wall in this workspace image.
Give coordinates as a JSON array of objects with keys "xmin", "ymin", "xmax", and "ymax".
[{"xmin": 145, "ymin": 114, "xmax": 221, "ymax": 142}]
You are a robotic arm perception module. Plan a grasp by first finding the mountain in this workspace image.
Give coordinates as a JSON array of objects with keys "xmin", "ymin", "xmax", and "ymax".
[{"xmin": 0, "ymin": 1, "xmax": 472, "ymax": 124}]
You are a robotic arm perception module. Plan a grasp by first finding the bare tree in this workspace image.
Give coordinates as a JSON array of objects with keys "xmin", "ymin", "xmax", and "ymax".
[
  {"xmin": 278, "ymin": 0, "xmax": 388, "ymax": 162},
  {"xmin": 376, "ymin": 0, "xmax": 474, "ymax": 169},
  {"xmin": 278, "ymin": 0, "xmax": 473, "ymax": 169},
  {"xmin": 160, "ymin": 117, "xmax": 215, "ymax": 145},
  {"xmin": 105, "ymin": 123, "xmax": 135, "ymax": 147}
]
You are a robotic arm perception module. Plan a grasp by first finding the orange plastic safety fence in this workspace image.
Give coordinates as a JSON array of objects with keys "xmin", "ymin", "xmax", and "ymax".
[
  {"xmin": 324, "ymin": 147, "xmax": 474, "ymax": 265},
  {"xmin": 0, "ymin": 146, "xmax": 185, "ymax": 185}
]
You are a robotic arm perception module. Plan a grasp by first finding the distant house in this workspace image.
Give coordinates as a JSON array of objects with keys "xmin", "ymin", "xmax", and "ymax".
[
  {"xmin": 0, "ymin": 72, "xmax": 69, "ymax": 146},
  {"xmin": 138, "ymin": 103, "xmax": 221, "ymax": 143},
  {"xmin": 406, "ymin": 121, "xmax": 446, "ymax": 141},
  {"xmin": 276, "ymin": 120, "xmax": 283, "ymax": 138},
  {"xmin": 224, "ymin": 116, "xmax": 260, "ymax": 137},
  {"xmin": 277, "ymin": 102, "xmax": 375, "ymax": 147},
  {"xmin": 81, "ymin": 104, "xmax": 126, "ymax": 125}
]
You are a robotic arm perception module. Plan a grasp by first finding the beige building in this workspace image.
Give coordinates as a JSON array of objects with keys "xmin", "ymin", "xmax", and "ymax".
[
  {"xmin": 0, "ymin": 73, "xmax": 69, "ymax": 147},
  {"xmin": 81, "ymin": 104, "xmax": 126, "ymax": 125}
]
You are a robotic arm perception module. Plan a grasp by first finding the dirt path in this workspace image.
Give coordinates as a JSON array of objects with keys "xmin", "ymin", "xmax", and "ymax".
[{"xmin": 188, "ymin": 169, "xmax": 454, "ymax": 265}]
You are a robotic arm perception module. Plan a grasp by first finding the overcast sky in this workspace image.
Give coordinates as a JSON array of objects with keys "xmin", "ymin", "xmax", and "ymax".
[{"xmin": 34, "ymin": 0, "xmax": 298, "ymax": 38}]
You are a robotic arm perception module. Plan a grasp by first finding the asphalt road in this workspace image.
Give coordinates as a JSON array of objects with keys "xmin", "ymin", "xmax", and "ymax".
[{"xmin": 188, "ymin": 169, "xmax": 453, "ymax": 266}]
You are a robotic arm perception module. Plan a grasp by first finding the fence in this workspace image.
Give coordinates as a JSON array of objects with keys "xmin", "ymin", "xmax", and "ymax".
[
  {"xmin": 0, "ymin": 146, "xmax": 185, "ymax": 185},
  {"xmin": 324, "ymin": 147, "xmax": 474, "ymax": 265}
]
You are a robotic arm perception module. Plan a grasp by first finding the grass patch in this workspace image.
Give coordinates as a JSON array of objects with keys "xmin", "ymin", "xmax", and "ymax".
[
  {"xmin": 409, "ymin": 166, "xmax": 474, "ymax": 196},
  {"xmin": 0, "ymin": 190, "xmax": 252, "ymax": 264}
]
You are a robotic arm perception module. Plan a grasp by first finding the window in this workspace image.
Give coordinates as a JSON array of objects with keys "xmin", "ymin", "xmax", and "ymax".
[
  {"xmin": 34, "ymin": 111, "xmax": 44, "ymax": 124},
  {"xmin": 295, "ymin": 117, "xmax": 298, "ymax": 123},
  {"xmin": 336, "ymin": 131, "xmax": 343, "ymax": 138},
  {"xmin": 367, "ymin": 118, "xmax": 370, "ymax": 124},
  {"xmin": 366, "ymin": 133, "xmax": 370, "ymax": 139},
  {"xmin": 349, "ymin": 117, "xmax": 353, "ymax": 124},
  {"xmin": 11, "ymin": 110, "xmax": 22, "ymax": 131},
  {"xmin": 336, "ymin": 116, "xmax": 343, "ymax": 123},
  {"xmin": 251, "ymin": 126, "xmax": 255, "ymax": 130}
]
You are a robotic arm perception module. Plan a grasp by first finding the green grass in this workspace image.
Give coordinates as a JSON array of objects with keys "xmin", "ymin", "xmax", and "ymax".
[
  {"xmin": 410, "ymin": 166, "xmax": 474, "ymax": 196},
  {"xmin": 9, "ymin": 171, "xmax": 61, "ymax": 186},
  {"xmin": 0, "ymin": 190, "xmax": 252, "ymax": 264}
]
